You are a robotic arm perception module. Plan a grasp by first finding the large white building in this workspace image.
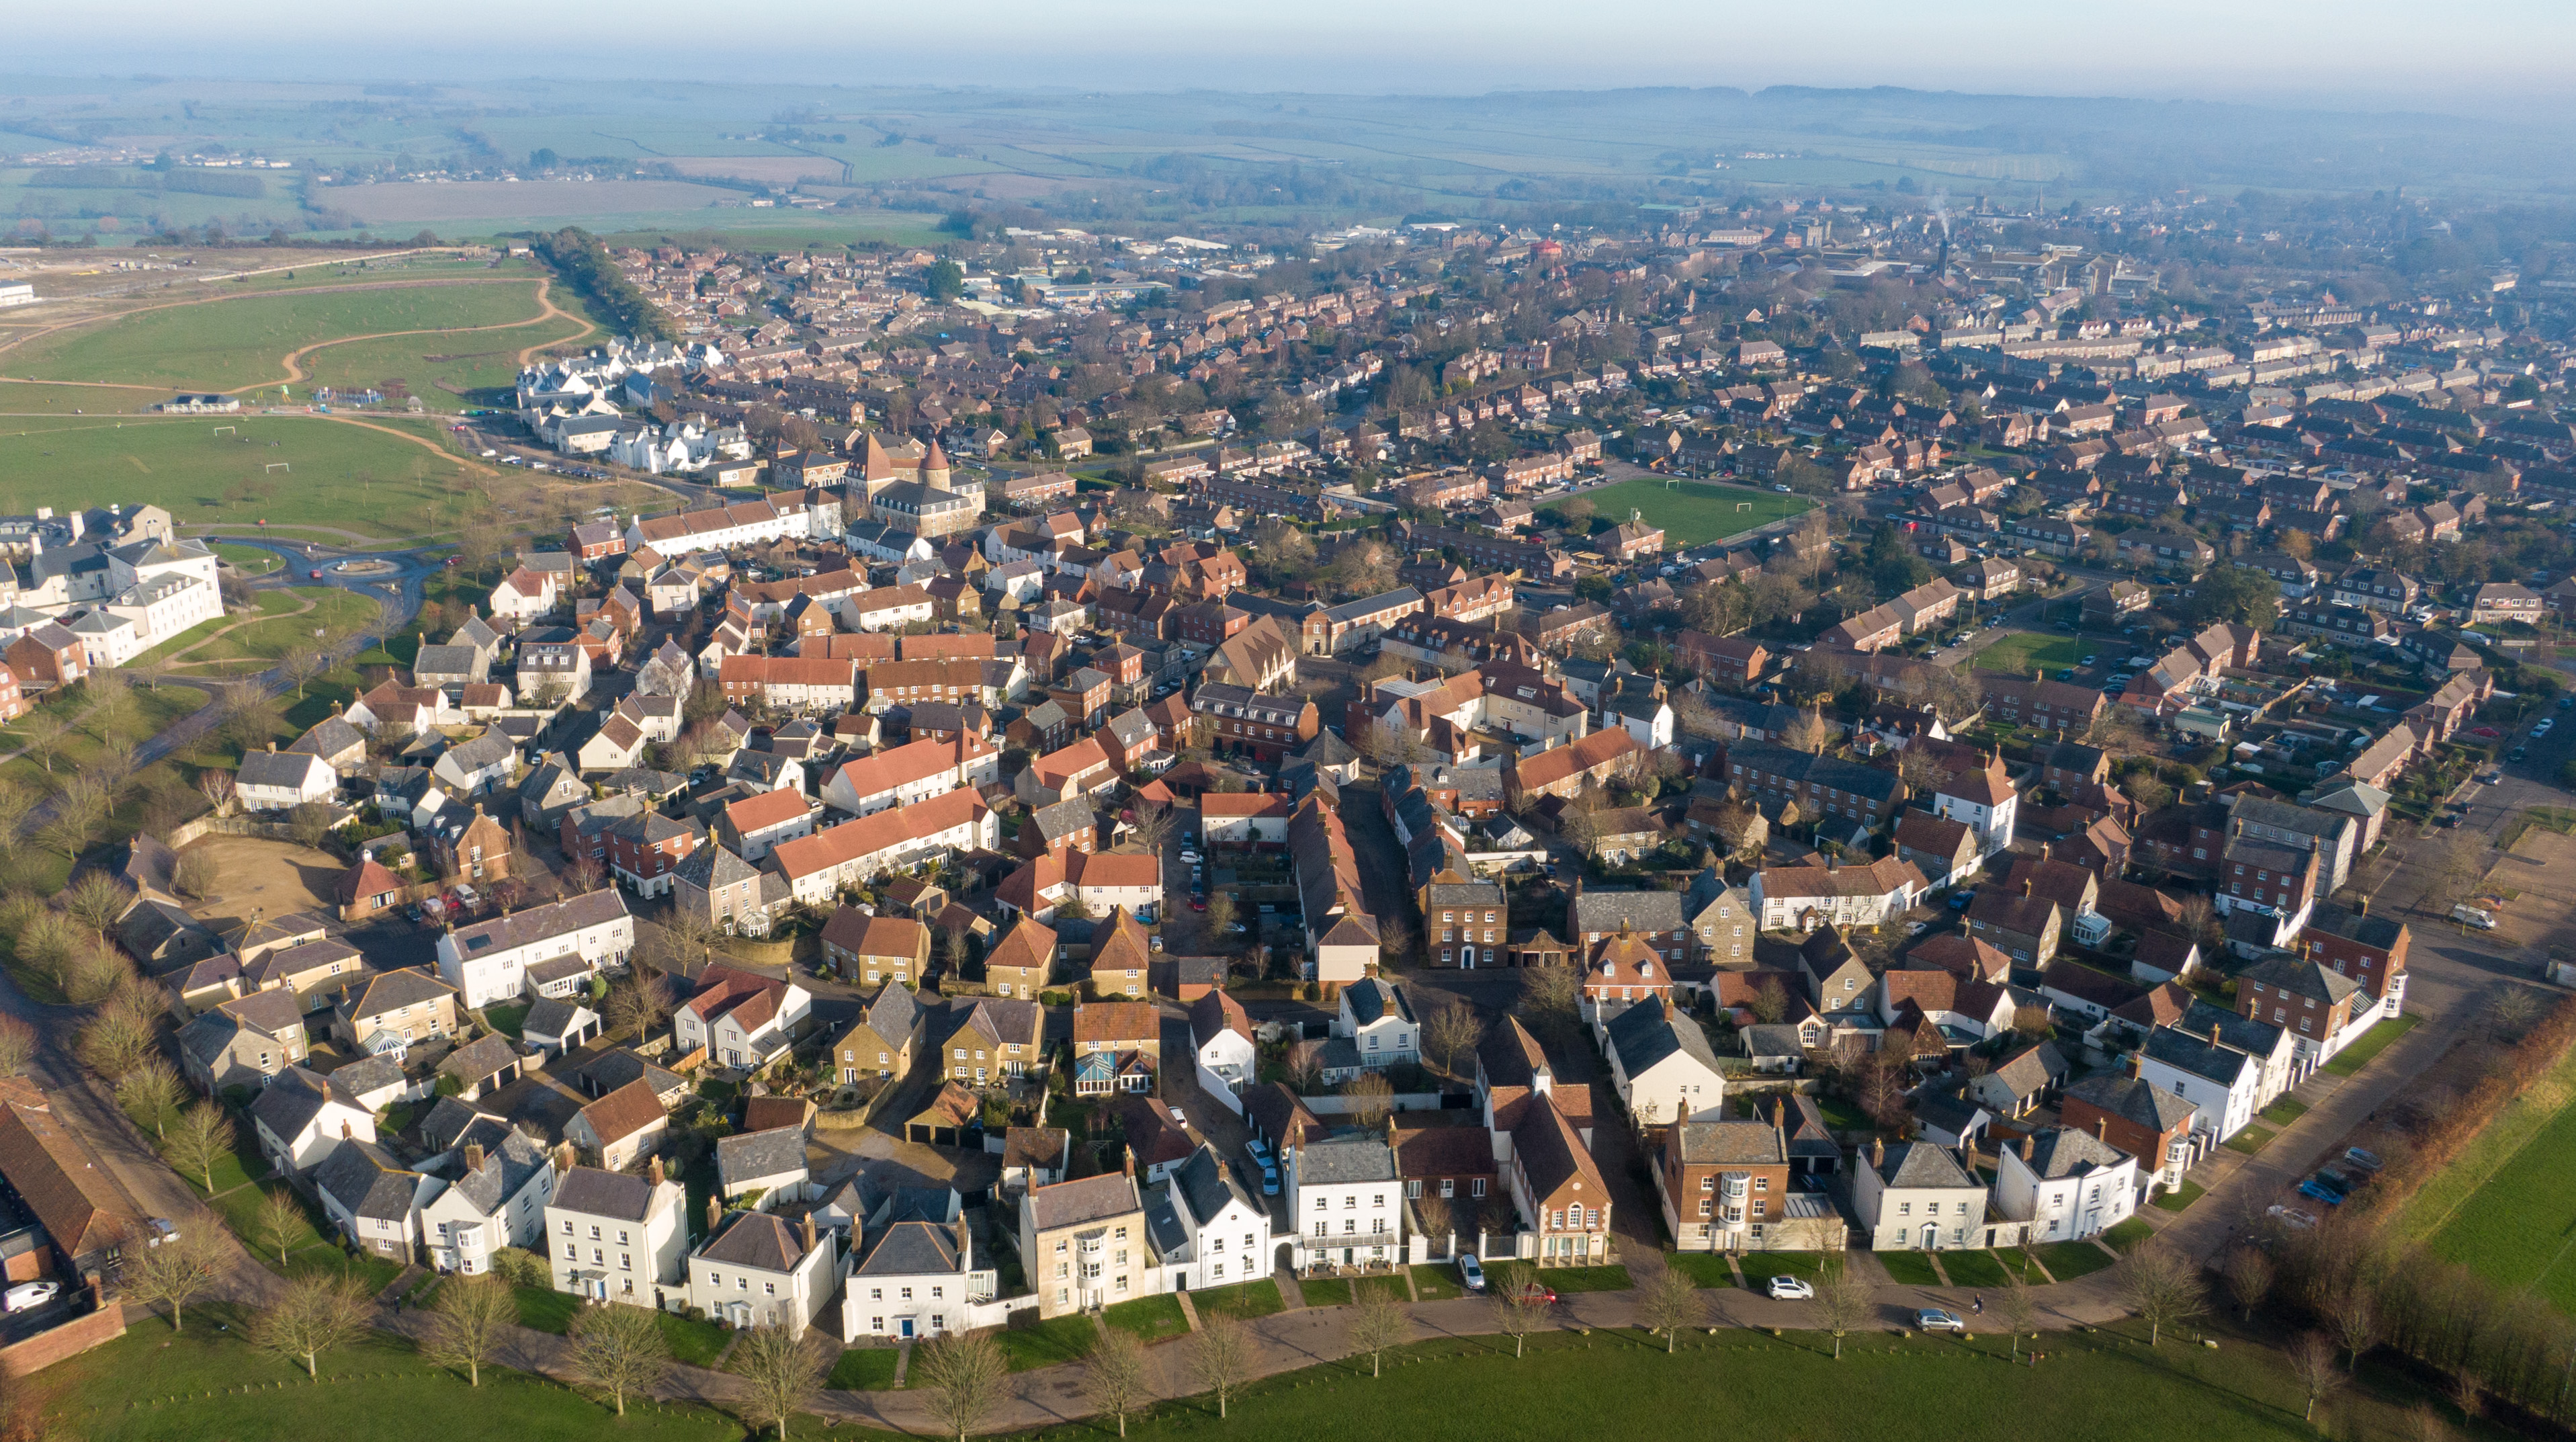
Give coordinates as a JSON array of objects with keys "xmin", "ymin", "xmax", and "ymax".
[
  {"xmin": 1145, "ymin": 1146, "xmax": 1272, "ymax": 1293},
  {"xmin": 1283, "ymin": 1135, "xmax": 1402, "ymax": 1272},
  {"xmin": 687, "ymin": 1210, "xmax": 837, "ymax": 1328},
  {"xmin": 1992, "ymin": 1126, "xmax": 2138, "ymax": 1242},
  {"xmin": 434, "ymin": 888, "xmax": 634, "ymax": 1009}
]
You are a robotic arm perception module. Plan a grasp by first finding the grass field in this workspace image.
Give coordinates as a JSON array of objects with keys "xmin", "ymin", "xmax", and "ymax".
[
  {"xmin": 2035, "ymin": 1241, "xmax": 2116, "ymax": 1281},
  {"xmin": 1878, "ymin": 1252, "xmax": 1941, "ymax": 1287},
  {"xmin": 2152, "ymin": 1181, "xmax": 2208, "ymax": 1214},
  {"xmin": 1938, "ymin": 1250, "xmax": 2010, "ymax": 1288},
  {"xmin": 1967, "ymin": 631, "xmax": 2082, "ymax": 676},
  {"xmin": 161, "ymin": 586, "xmax": 383, "ymax": 674},
  {"xmin": 4, "ymin": 279, "xmax": 577, "ymax": 394},
  {"xmin": 2103, "ymin": 1219, "xmax": 2155, "ymax": 1254},
  {"xmin": 1406, "ymin": 1266, "xmax": 1463, "ymax": 1302},
  {"xmin": 1567, "ymin": 478, "xmax": 1812, "ymax": 549},
  {"xmin": 2407, "ymin": 1042, "xmax": 2576, "ymax": 1312},
  {"xmin": 1103, "ymin": 1293, "xmax": 1192, "ymax": 1344},
  {"xmin": 1193, "ymin": 1278, "xmax": 1287, "ymax": 1318},
  {"xmin": 1663, "ymin": 1252, "xmax": 1742, "ymax": 1287},
  {"xmin": 826, "ymin": 1344, "xmax": 903, "ymax": 1391},
  {"xmin": 1489, "ymin": 1262, "xmax": 1633, "ymax": 1294},
  {"xmin": 1740, "ymin": 1251, "xmax": 1826, "ymax": 1280},
  {"xmin": 994, "ymin": 1312, "xmax": 1102, "ymax": 1372},
  {"xmin": 0, "ymin": 413, "xmax": 654, "ymax": 541},
  {"xmin": 211, "ymin": 542, "xmax": 283, "ymax": 575}
]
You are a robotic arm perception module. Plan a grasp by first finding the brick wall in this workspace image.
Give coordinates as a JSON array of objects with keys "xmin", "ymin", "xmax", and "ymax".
[{"xmin": 0, "ymin": 1296, "xmax": 124, "ymax": 1377}]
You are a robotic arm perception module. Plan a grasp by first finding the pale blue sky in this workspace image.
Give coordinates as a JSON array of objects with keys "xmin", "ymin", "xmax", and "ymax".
[{"xmin": 10, "ymin": 0, "xmax": 2573, "ymax": 116}]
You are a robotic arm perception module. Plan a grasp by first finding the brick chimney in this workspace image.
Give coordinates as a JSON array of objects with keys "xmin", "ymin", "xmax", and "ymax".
[
  {"xmin": 706, "ymin": 1194, "xmax": 722, "ymax": 1234},
  {"xmin": 465, "ymin": 1142, "xmax": 485, "ymax": 1173},
  {"xmin": 2095, "ymin": 1115, "xmax": 2108, "ymax": 1142},
  {"xmin": 801, "ymin": 1213, "xmax": 819, "ymax": 1255},
  {"xmin": 2127, "ymin": 1052, "xmax": 2143, "ymax": 1080},
  {"xmin": 2020, "ymin": 1134, "xmax": 2034, "ymax": 1162},
  {"xmin": 1871, "ymin": 1137, "xmax": 1885, "ymax": 1169},
  {"xmin": 648, "ymin": 1154, "xmax": 666, "ymax": 1187},
  {"xmin": 2208, "ymin": 1022, "xmax": 2223, "ymax": 1046}
]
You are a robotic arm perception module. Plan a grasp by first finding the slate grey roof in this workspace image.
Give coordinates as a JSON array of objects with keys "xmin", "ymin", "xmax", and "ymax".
[
  {"xmin": 414, "ymin": 644, "xmax": 480, "ymax": 677},
  {"xmin": 443, "ymin": 1130, "xmax": 550, "ymax": 1216},
  {"xmin": 522, "ymin": 996, "xmax": 589, "ymax": 1041},
  {"xmin": 576, "ymin": 1048, "xmax": 684, "ymax": 1100},
  {"xmin": 1142, "ymin": 1189, "xmax": 1191, "ymax": 1259},
  {"xmin": 1985, "ymin": 1040, "xmax": 2067, "ymax": 1099},
  {"xmin": 1671, "ymin": 1120, "xmax": 1785, "ymax": 1167},
  {"xmin": 716, "ymin": 1126, "xmax": 810, "ymax": 1187},
  {"xmin": 438, "ymin": 1032, "xmax": 521, "ymax": 1082},
  {"xmin": 287, "ymin": 716, "xmax": 369, "ymax": 759},
  {"xmin": 1604, "ymin": 999, "xmax": 1721, "ymax": 1078},
  {"xmin": 330, "ymin": 1054, "xmax": 406, "ymax": 1099},
  {"xmin": 1912, "ymin": 1091, "xmax": 1988, "ymax": 1140},
  {"xmin": 314, "ymin": 1138, "xmax": 421, "ymax": 1224},
  {"xmin": 2063, "ymin": 1071, "xmax": 2198, "ymax": 1133},
  {"xmin": 2178, "ymin": 1000, "xmax": 2287, "ymax": 1059},
  {"xmin": 1568, "ymin": 889, "xmax": 1685, "ymax": 937},
  {"xmin": 1342, "ymin": 976, "xmax": 1414, "ymax": 1029},
  {"xmin": 238, "ymin": 748, "xmax": 329, "ymax": 790},
  {"xmin": 696, "ymin": 1210, "xmax": 810, "ymax": 1273},
  {"xmin": 2240, "ymin": 954, "xmax": 2362, "ymax": 1007},
  {"xmin": 1029, "ymin": 796, "xmax": 1094, "ymax": 845},
  {"xmin": 1743, "ymin": 1023, "xmax": 1805, "ymax": 1060},
  {"xmin": 447, "ymin": 888, "xmax": 628, "ymax": 959},
  {"xmin": 1875, "ymin": 1138, "xmax": 1977, "ymax": 1189},
  {"xmin": 1171, "ymin": 1144, "xmax": 1256, "ymax": 1226},
  {"xmin": 1294, "ymin": 1136, "xmax": 1396, "ymax": 1186},
  {"xmin": 248, "ymin": 1066, "xmax": 356, "ymax": 1142},
  {"xmin": 1026, "ymin": 1172, "xmax": 1140, "ymax": 1231},
  {"xmin": 2023, "ymin": 1125, "xmax": 2131, "ymax": 1179},
  {"xmin": 339, "ymin": 966, "xmax": 456, "ymax": 1019},
  {"xmin": 551, "ymin": 1164, "xmax": 658, "ymax": 1223},
  {"xmin": 853, "ymin": 1218, "xmax": 961, "ymax": 1276},
  {"xmin": 419, "ymin": 1097, "xmax": 510, "ymax": 1154},
  {"xmin": 2143, "ymin": 1025, "xmax": 2259, "ymax": 1087},
  {"xmin": 672, "ymin": 842, "xmax": 759, "ymax": 892}
]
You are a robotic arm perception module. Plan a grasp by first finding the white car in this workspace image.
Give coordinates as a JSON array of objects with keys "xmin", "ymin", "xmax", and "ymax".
[
  {"xmin": 1178, "ymin": 849, "xmax": 1202, "ymax": 864},
  {"xmin": 2536, "ymin": 720, "xmax": 2556, "ymax": 738},
  {"xmin": 1458, "ymin": 1254, "xmax": 1487, "ymax": 1293},
  {"xmin": 1767, "ymin": 1275, "xmax": 1814, "ymax": 1300},
  {"xmin": 3, "ymin": 1281, "xmax": 56, "ymax": 1314}
]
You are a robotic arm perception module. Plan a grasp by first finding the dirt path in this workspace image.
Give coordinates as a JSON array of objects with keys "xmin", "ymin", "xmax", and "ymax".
[
  {"xmin": 261, "ymin": 276, "xmax": 591, "ymax": 390},
  {"xmin": 152, "ymin": 589, "xmax": 316, "ymax": 671}
]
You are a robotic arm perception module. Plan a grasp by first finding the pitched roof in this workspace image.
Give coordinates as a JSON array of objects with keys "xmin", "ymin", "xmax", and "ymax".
[
  {"xmin": 716, "ymin": 1126, "xmax": 811, "ymax": 1187},
  {"xmin": 575, "ymin": 1078, "xmax": 667, "ymax": 1146},
  {"xmin": 1873, "ymin": 1139, "xmax": 1975, "ymax": 1189},
  {"xmin": 1604, "ymin": 999, "xmax": 1721, "ymax": 1078},
  {"xmin": 1027, "ymin": 1171, "xmax": 1140, "ymax": 1231},
  {"xmin": 1189, "ymin": 989, "xmax": 1251, "ymax": 1050},
  {"xmin": 698, "ymin": 1210, "xmax": 814, "ymax": 1273}
]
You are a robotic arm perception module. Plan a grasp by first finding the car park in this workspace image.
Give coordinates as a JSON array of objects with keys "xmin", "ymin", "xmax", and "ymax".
[
  {"xmin": 2299, "ymin": 1179, "xmax": 2345, "ymax": 1206},
  {"xmin": 2344, "ymin": 1148, "xmax": 2383, "ymax": 1172},
  {"xmin": 1768, "ymin": 1275, "xmax": 1814, "ymax": 1300},
  {"xmin": 1915, "ymin": 1308, "xmax": 1967, "ymax": 1332},
  {"xmin": 2081, "ymin": 654, "xmax": 2098, "ymax": 667},
  {"xmin": 1458, "ymin": 1255, "xmax": 1487, "ymax": 1292}
]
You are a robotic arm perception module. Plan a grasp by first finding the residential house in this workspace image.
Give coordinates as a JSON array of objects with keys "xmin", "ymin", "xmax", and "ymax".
[
  {"xmin": 1604, "ymin": 998, "xmax": 1727, "ymax": 1130},
  {"xmin": 1658, "ymin": 1117, "xmax": 1793, "ymax": 1255},
  {"xmin": 1854, "ymin": 1138, "xmax": 1987, "ymax": 1251},
  {"xmin": 1285, "ymin": 1135, "xmax": 1404, "ymax": 1272},
  {"xmin": 689, "ymin": 1210, "xmax": 837, "ymax": 1328},
  {"xmin": 674, "ymin": 964, "xmax": 812, "ymax": 1072},
  {"xmin": 831, "ymin": 984, "xmax": 922, "ymax": 1085},
  {"xmin": 1145, "ymin": 1146, "xmax": 1272, "ymax": 1293},
  {"xmin": 248, "ymin": 1066, "xmax": 376, "ymax": 1177},
  {"xmin": 1993, "ymin": 1127, "xmax": 2138, "ymax": 1242},
  {"xmin": 1019, "ymin": 1169, "xmax": 1149, "ymax": 1318},
  {"xmin": 435, "ymin": 888, "xmax": 633, "ymax": 1010}
]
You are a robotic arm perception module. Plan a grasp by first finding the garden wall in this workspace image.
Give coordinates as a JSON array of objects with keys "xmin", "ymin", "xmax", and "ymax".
[{"xmin": 0, "ymin": 1297, "xmax": 122, "ymax": 1377}]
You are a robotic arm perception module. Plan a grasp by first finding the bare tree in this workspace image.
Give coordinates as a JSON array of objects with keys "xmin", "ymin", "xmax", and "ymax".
[
  {"xmin": 2434, "ymin": 829, "xmax": 2489, "ymax": 919},
  {"xmin": 253, "ymin": 1186, "xmax": 307, "ymax": 1264},
  {"xmin": 77, "ymin": 992, "xmax": 157, "ymax": 1078},
  {"xmin": 1893, "ymin": 746, "xmax": 1948, "ymax": 799},
  {"xmin": 1414, "ymin": 1194, "xmax": 1453, "ymax": 1243},
  {"xmin": 1637, "ymin": 1266, "xmax": 1705, "ymax": 1353},
  {"xmin": 0, "ymin": 1016, "xmax": 31, "ymax": 1079},
  {"xmin": 1751, "ymin": 978, "xmax": 1789, "ymax": 1025},
  {"xmin": 564, "ymin": 1299, "xmax": 671, "ymax": 1416},
  {"xmin": 1192, "ymin": 1308, "xmax": 1253, "ymax": 1418},
  {"xmin": 1081, "ymin": 1327, "xmax": 1154, "ymax": 1439},
  {"xmin": 250, "ymin": 1275, "xmax": 370, "ymax": 1380},
  {"xmin": 2223, "ymin": 1246, "xmax": 2274, "ymax": 1324},
  {"xmin": 121, "ymin": 1230, "xmax": 223, "ymax": 1332},
  {"xmin": 197, "ymin": 767, "xmax": 236, "ymax": 816},
  {"xmin": 1492, "ymin": 1285, "xmax": 1549, "ymax": 1359},
  {"xmin": 15, "ymin": 714, "xmax": 68, "ymax": 775},
  {"xmin": 1518, "ymin": 962, "xmax": 1578, "ymax": 1025},
  {"xmin": 172, "ymin": 846, "xmax": 220, "ymax": 900},
  {"xmin": 2406, "ymin": 1403, "xmax": 2451, "ymax": 1442},
  {"xmin": 916, "ymin": 1331, "xmax": 1008, "ymax": 1442},
  {"xmin": 2289, "ymin": 1331, "xmax": 2345, "ymax": 1422},
  {"xmin": 114, "ymin": 1060, "xmax": 185, "ymax": 1138},
  {"xmin": 1781, "ymin": 706, "xmax": 1834, "ymax": 756},
  {"xmin": 423, "ymin": 1273, "xmax": 516, "ymax": 1386},
  {"xmin": 2328, "ymin": 1283, "xmax": 2378, "ymax": 1375},
  {"xmin": 288, "ymin": 801, "xmax": 337, "ymax": 851},
  {"xmin": 1419, "ymin": 999, "xmax": 1482, "ymax": 1079},
  {"xmin": 1341, "ymin": 1072, "xmax": 1395, "ymax": 1132},
  {"xmin": 65, "ymin": 872, "xmax": 132, "ymax": 940},
  {"xmin": 2116, "ymin": 1242, "xmax": 2206, "ymax": 1347},
  {"xmin": 1127, "ymin": 796, "xmax": 1176, "ymax": 857},
  {"xmin": 1999, "ymin": 1271, "xmax": 2039, "ymax": 1361},
  {"xmin": 605, "ymin": 966, "xmax": 672, "ymax": 1044},
  {"xmin": 1817, "ymin": 1255, "xmax": 1873, "ymax": 1359},
  {"xmin": 281, "ymin": 647, "xmax": 329, "ymax": 700},
  {"xmin": 732, "ymin": 1320, "xmax": 828, "ymax": 1440},
  {"xmin": 1346, "ymin": 1286, "xmax": 1413, "ymax": 1377},
  {"xmin": 163, "ymin": 1101, "xmax": 237, "ymax": 1193}
]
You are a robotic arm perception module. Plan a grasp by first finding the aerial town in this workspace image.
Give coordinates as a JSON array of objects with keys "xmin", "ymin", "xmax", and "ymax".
[{"xmin": 0, "ymin": 171, "xmax": 2573, "ymax": 1439}]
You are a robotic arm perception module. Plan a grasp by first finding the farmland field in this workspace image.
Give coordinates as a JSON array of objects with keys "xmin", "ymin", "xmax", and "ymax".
[
  {"xmin": 2404, "ymin": 1043, "xmax": 2576, "ymax": 1313},
  {"xmin": 1, "ymin": 276, "xmax": 581, "ymax": 394},
  {"xmin": 1570, "ymin": 477, "xmax": 1812, "ymax": 548},
  {"xmin": 0, "ymin": 413, "xmax": 659, "ymax": 542}
]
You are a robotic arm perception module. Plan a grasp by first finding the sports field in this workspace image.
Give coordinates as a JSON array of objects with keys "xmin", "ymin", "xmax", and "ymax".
[
  {"xmin": 2403, "ymin": 1044, "xmax": 2576, "ymax": 1313},
  {"xmin": 1, "ymin": 277, "xmax": 586, "ymax": 394},
  {"xmin": 1968, "ymin": 632, "xmax": 2081, "ymax": 675},
  {"xmin": 0, "ymin": 413, "xmax": 658, "ymax": 542},
  {"xmin": 1574, "ymin": 477, "xmax": 1812, "ymax": 548}
]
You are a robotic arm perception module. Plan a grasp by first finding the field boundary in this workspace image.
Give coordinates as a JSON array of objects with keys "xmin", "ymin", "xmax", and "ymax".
[{"xmin": 2391, "ymin": 1031, "xmax": 2576, "ymax": 1248}]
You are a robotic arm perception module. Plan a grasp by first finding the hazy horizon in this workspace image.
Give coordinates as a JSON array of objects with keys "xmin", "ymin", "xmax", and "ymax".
[{"xmin": 8, "ymin": 0, "xmax": 2576, "ymax": 123}]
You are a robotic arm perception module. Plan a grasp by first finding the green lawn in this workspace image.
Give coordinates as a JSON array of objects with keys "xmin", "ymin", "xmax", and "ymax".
[
  {"xmin": 1662, "ymin": 1251, "xmax": 1741, "ymax": 1287},
  {"xmin": 167, "ymin": 586, "xmax": 384, "ymax": 673},
  {"xmin": 2323, "ymin": 1015, "xmax": 2420, "ymax": 1076},
  {"xmin": 40, "ymin": 1302, "xmax": 752, "ymax": 1442},
  {"xmin": 210, "ymin": 1182, "xmax": 321, "ymax": 1259},
  {"xmin": 482, "ymin": 1001, "xmax": 532, "ymax": 1039},
  {"xmin": 1406, "ymin": 1266, "xmax": 1463, "ymax": 1302},
  {"xmin": 994, "ymin": 1312, "xmax": 1102, "ymax": 1372},
  {"xmin": 658, "ymin": 1311, "xmax": 732, "ymax": 1369},
  {"xmin": 1489, "ymin": 1261, "xmax": 1633, "ymax": 1294},
  {"xmin": 1194, "ymin": 1278, "xmax": 1287, "ymax": 1318},
  {"xmin": 1878, "ymin": 1251, "xmax": 1941, "ymax": 1286},
  {"xmin": 1938, "ymin": 1250, "xmax": 2010, "ymax": 1289},
  {"xmin": 212, "ymin": 542, "xmax": 284, "ymax": 574},
  {"xmin": 2417, "ymin": 1042, "xmax": 2576, "ymax": 1314},
  {"xmin": 1350, "ymin": 1275, "xmax": 1411, "ymax": 1306},
  {"xmin": 2036, "ymin": 1241, "xmax": 2116, "ymax": 1281},
  {"xmin": 1563, "ymin": 477, "xmax": 1813, "ymax": 548},
  {"xmin": 2153, "ymin": 1181, "xmax": 2208, "ymax": 1214},
  {"xmin": 1102, "ymin": 1293, "xmax": 1191, "ymax": 1344},
  {"xmin": 826, "ymin": 1344, "xmax": 903, "ymax": 1391},
  {"xmin": 1740, "ymin": 1251, "xmax": 1826, "ymax": 1281},
  {"xmin": 5, "ymin": 278, "xmax": 568, "ymax": 392},
  {"xmin": 2260, "ymin": 1097, "xmax": 2309, "ymax": 1126},
  {"xmin": 0, "ymin": 412, "xmax": 656, "ymax": 542},
  {"xmin": 2102, "ymin": 1218, "xmax": 2156, "ymax": 1254},
  {"xmin": 1993, "ymin": 1248, "xmax": 2049, "ymax": 1285},
  {"xmin": 1967, "ymin": 632, "xmax": 2083, "ymax": 677},
  {"xmin": 514, "ymin": 1284, "xmax": 582, "ymax": 1334},
  {"xmin": 2223, "ymin": 1123, "xmax": 2277, "ymax": 1156}
]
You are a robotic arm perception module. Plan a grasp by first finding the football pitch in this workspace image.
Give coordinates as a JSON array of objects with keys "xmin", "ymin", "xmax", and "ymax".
[{"xmin": 1575, "ymin": 477, "xmax": 1813, "ymax": 548}]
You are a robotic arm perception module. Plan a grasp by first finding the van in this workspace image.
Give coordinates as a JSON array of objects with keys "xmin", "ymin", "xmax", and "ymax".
[{"xmin": 2450, "ymin": 904, "xmax": 2497, "ymax": 930}]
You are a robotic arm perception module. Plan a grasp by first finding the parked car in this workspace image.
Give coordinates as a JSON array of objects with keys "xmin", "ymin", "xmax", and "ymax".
[
  {"xmin": 2450, "ymin": 904, "xmax": 2497, "ymax": 929},
  {"xmin": 2317, "ymin": 1166, "xmax": 2366, "ymax": 1193},
  {"xmin": 2438, "ymin": 814, "xmax": 2463, "ymax": 828},
  {"xmin": 1178, "ymin": 849, "xmax": 1202, "ymax": 863},
  {"xmin": 1946, "ymin": 890, "xmax": 1977, "ymax": 912},
  {"xmin": 1510, "ymin": 1281, "xmax": 1559, "ymax": 1307},
  {"xmin": 1768, "ymin": 1275, "xmax": 1814, "ymax": 1301},
  {"xmin": 2344, "ymin": 1147, "xmax": 2385, "ymax": 1173},
  {"xmin": 2480, "ymin": 771, "xmax": 2503, "ymax": 786},
  {"xmin": 2081, "ymin": 654, "xmax": 2098, "ymax": 667},
  {"xmin": 1458, "ymin": 1255, "xmax": 1487, "ymax": 1293},
  {"xmin": 1915, "ymin": 1308, "xmax": 1967, "ymax": 1332},
  {"xmin": 3, "ymin": 1281, "xmax": 56, "ymax": 1313},
  {"xmin": 2268, "ymin": 1204, "xmax": 2319, "ymax": 1230},
  {"xmin": 2536, "ymin": 720, "xmax": 2557, "ymax": 737},
  {"xmin": 2471, "ymin": 726, "xmax": 2503, "ymax": 739},
  {"xmin": 2299, "ymin": 1179, "xmax": 2346, "ymax": 1206}
]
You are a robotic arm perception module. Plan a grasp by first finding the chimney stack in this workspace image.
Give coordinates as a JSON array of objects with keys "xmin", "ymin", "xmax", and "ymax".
[
  {"xmin": 2208, "ymin": 1022, "xmax": 2223, "ymax": 1046},
  {"xmin": 1871, "ymin": 1137, "xmax": 1886, "ymax": 1169},
  {"xmin": 2356, "ymin": 896, "xmax": 2368, "ymax": 916},
  {"xmin": 2096, "ymin": 1115, "xmax": 2108, "ymax": 1142},
  {"xmin": 707, "ymin": 1194, "xmax": 722, "ymax": 1234},
  {"xmin": 2127, "ymin": 1052, "xmax": 2143, "ymax": 1080},
  {"xmin": 2020, "ymin": 1134, "xmax": 2034, "ymax": 1162},
  {"xmin": 648, "ymin": 1154, "xmax": 666, "ymax": 1187},
  {"xmin": 341, "ymin": 1119, "xmax": 353, "ymax": 1140},
  {"xmin": 801, "ymin": 1213, "xmax": 819, "ymax": 1255},
  {"xmin": 954, "ymin": 1215, "xmax": 969, "ymax": 1259},
  {"xmin": 466, "ymin": 1142, "xmax": 485, "ymax": 1173}
]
